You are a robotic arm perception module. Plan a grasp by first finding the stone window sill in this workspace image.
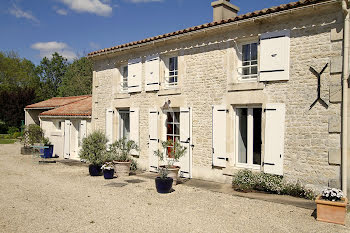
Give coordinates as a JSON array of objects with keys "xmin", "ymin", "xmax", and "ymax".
[
  {"xmin": 228, "ymin": 82, "xmax": 265, "ymax": 92},
  {"xmin": 158, "ymin": 88, "xmax": 181, "ymax": 96},
  {"xmin": 114, "ymin": 93, "xmax": 130, "ymax": 99}
]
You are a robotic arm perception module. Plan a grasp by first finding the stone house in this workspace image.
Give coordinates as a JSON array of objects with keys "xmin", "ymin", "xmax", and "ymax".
[
  {"xmin": 25, "ymin": 95, "xmax": 92, "ymax": 159},
  {"xmin": 88, "ymin": 0, "xmax": 350, "ymax": 195}
]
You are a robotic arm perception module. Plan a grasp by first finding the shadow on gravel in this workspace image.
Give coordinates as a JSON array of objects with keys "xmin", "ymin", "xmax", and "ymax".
[
  {"xmin": 311, "ymin": 209, "xmax": 317, "ymax": 219},
  {"xmin": 105, "ymin": 183, "xmax": 128, "ymax": 188},
  {"xmin": 125, "ymin": 179, "xmax": 145, "ymax": 184}
]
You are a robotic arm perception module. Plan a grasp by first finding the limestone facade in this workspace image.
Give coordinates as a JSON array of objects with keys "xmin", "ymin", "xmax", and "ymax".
[{"xmin": 91, "ymin": 2, "xmax": 346, "ymax": 192}]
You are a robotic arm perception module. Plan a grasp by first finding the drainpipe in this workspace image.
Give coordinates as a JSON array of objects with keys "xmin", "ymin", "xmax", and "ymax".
[{"xmin": 342, "ymin": 0, "xmax": 349, "ymax": 197}]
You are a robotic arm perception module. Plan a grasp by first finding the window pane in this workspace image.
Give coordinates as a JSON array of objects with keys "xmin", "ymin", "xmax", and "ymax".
[
  {"xmin": 237, "ymin": 108, "xmax": 248, "ymax": 164},
  {"xmin": 243, "ymin": 67, "xmax": 250, "ymax": 75},
  {"xmin": 174, "ymin": 112, "xmax": 180, "ymax": 123},
  {"xmin": 174, "ymin": 124, "xmax": 180, "ymax": 135},
  {"xmin": 167, "ymin": 112, "xmax": 173, "ymax": 123},
  {"xmin": 251, "ymin": 66, "xmax": 258, "ymax": 75},
  {"xmin": 253, "ymin": 108, "xmax": 262, "ymax": 165},
  {"xmin": 242, "ymin": 44, "xmax": 251, "ymax": 62},
  {"xmin": 167, "ymin": 123, "xmax": 173, "ymax": 135},
  {"xmin": 251, "ymin": 43, "xmax": 257, "ymax": 61}
]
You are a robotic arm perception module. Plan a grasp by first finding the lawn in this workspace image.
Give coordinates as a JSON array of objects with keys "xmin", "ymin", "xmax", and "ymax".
[{"xmin": 0, "ymin": 139, "xmax": 16, "ymax": 144}]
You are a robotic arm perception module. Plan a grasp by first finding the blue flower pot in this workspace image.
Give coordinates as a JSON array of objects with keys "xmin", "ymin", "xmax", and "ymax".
[
  {"xmin": 89, "ymin": 164, "xmax": 102, "ymax": 176},
  {"xmin": 40, "ymin": 145, "xmax": 54, "ymax": 158},
  {"xmin": 155, "ymin": 177, "xmax": 173, "ymax": 193},
  {"xmin": 103, "ymin": 169, "xmax": 114, "ymax": 179}
]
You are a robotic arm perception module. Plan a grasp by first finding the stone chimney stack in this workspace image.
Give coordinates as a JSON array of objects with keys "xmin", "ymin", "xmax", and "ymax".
[{"xmin": 211, "ymin": 0, "xmax": 239, "ymax": 22}]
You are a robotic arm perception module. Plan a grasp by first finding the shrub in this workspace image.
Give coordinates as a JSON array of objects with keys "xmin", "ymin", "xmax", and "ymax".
[
  {"xmin": 232, "ymin": 169, "xmax": 316, "ymax": 200},
  {"xmin": 0, "ymin": 121, "xmax": 8, "ymax": 134},
  {"xmin": 79, "ymin": 131, "xmax": 108, "ymax": 165},
  {"xmin": 21, "ymin": 124, "xmax": 43, "ymax": 147},
  {"xmin": 12, "ymin": 132, "xmax": 21, "ymax": 139},
  {"xmin": 107, "ymin": 137, "xmax": 139, "ymax": 162},
  {"xmin": 7, "ymin": 126, "xmax": 19, "ymax": 135}
]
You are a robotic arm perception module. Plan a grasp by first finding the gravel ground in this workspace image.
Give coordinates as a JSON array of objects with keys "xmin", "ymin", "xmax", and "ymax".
[{"xmin": 0, "ymin": 143, "xmax": 349, "ymax": 233}]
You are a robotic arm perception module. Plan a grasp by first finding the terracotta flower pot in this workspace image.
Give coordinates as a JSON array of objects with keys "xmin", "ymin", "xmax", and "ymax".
[
  {"xmin": 315, "ymin": 195, "xmax": 348, "ymax": 225},
  {"xmin": 113, "ymin": 161, "xmax": 131, "ymax": 177},
  {"xmin": 160, "ymin": 165, "xmax": 180, "ymax": 186}
]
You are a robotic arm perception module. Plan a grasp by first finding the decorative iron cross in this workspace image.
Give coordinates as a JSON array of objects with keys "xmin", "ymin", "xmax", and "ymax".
[{"xmin": 309, "ymin": 63, "xmax": 329, "ymax": 110}]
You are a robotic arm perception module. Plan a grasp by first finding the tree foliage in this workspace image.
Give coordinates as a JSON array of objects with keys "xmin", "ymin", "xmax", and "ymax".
[
  {"xmin": 59, "ymin": 57, "xmax": 93, "ymax": 97},
  {"xmin": 36, "ymin": 52, "xmax": 68, "ymax": 100},
  {"xmin": 0, "ymin": 51, "xmax": 39, "ymax": 91},
  {"xmin": 0, "ymin": 87, "xmax": 36, "ymax": 127}
]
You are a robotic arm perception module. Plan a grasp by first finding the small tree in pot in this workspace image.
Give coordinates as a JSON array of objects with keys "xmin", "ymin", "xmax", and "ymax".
[
  {"xmin": 79, "ymin": 131, "xmax": 107, "ymax": 176},
  {"xmin": 108, "ymin": 137, "xmax": 138, "ymax": 177},
  {"xmin": 154, "ymin": 139, "xmax": 187, "ymax": 188}
]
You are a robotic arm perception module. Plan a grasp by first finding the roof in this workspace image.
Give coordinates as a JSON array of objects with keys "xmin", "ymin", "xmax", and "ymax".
[
  {"xmin": 25, "ymin": 95, "xmax": 90, "ymax": 109},
  {"xmin": 88, "ymin": 0, "xmax": 332, "ymax": 57},
  {"xmin": 39, "ymin": 96, "xmax": 92, "ymax": 117}
]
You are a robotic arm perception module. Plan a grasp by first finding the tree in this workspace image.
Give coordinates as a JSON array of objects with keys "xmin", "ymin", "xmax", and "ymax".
[
  {"xmin": 0, "ymin": 87, "xmax": 36, "ymax": 128},
  {"xmin": 36, "ymin": 52, "xmax": 68, "ymax": 101},
  {"xmin": 59, "ymin": 57, "xmax": 92, "ymax": 97},
  {"xmin": 0, "ymin": 51, "xmax": 39, "ymax": 92}
]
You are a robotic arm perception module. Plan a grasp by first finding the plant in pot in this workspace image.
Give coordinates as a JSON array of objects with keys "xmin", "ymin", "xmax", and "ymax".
[
  {"xmin": 20, "ymin": 124, "xmax": 43, "ymax": 155},
  {"xmin": 315, "ymin": 187, "xmax": 348, "ymax": 225},
  {"xmin": 101, "ymin": 161, "xmax": 115, "ymax": 179},
  {"xmin": 41, "ymin": 137, "xmax": 54, "ymax": 158},
  {"xmin": 154, "ymin": 139, "xmax": 187, "ymax": 187},
  {"xmin": 108, "ymin": 137, "xmax": 139, "ymax": 177},
  {"xmin": 79, "ymin": 131, "xmax": 107, "ymax": 176}
]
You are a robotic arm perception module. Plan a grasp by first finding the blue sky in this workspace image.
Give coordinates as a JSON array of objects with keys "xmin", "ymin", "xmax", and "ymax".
[{"xmin": 0, "ymin": 0, "xmax": 293, "ymax": 64}]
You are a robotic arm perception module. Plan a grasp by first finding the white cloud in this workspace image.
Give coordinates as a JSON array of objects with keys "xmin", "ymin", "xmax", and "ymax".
[
  {"xmin": 31, "ymin": 41, "xmax": 77, "ymax": 61},
  {"xmin": 60, "ymin": 0, "xmax": 112, "ymax": 16},
  {"xmin": 56, "ymin": 8, "xmax": 68, "ymax": 15},
  {"xmin": 126, "ymin": 0, "xmax": 163, "ymax": 2},
  {"xmin": 9, "ymin": 4, "xmax": 39, "ymax": 23}
]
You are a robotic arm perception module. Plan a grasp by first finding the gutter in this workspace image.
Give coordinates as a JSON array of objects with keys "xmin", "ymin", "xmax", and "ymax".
[{"xmin": 342, "ymin": 0, "xmax": 349, "ymax": 197}]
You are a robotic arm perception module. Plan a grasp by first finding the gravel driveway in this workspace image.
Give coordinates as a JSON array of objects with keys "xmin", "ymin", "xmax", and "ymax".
[{"xmin": 0, "ymin": 143, "xmax": 349, "ymax": 233}]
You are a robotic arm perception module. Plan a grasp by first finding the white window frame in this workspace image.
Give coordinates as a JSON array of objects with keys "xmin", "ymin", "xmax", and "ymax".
[
  {"xmin": 118, "ymin": 109, "xmax": 130, "ymax": 140},
  {"xmin": 164, "ymin": 109, "xmax": 180, "ymax": 158},
  {"xmin": 234, "ymin": 106, "xmax": 262, "ymax": 170},
  {"xmin": 164, "ymin": 56, "xmax": 178, "ymax": 89},
  {"xmin": 120, "ymin": 65, "xmax": 128, "ymax": 93},
  {"xmin": 237, "ymin": 41, "xmax": 259, "ymax": 83}
]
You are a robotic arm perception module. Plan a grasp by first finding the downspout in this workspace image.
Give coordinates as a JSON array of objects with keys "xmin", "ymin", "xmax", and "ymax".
[{"xmin": 342, "ymin": 0, "xmax": 349, "ymax": 197}]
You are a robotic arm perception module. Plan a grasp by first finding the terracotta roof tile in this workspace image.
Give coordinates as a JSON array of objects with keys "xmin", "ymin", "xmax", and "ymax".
[
  {"xmin": 25, "ymin": 95, "xmax": 90, "ymax": 109},
  {"xmin": 88, "ymin": 0, "xmax": 331, "ymax": 57},
  {"xmin": 39, "ymin": 96, "xmax": 92, "ymax": 117}
]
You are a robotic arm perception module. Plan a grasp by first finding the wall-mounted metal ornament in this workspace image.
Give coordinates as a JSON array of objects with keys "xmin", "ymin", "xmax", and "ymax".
[{"xmin": 309, "ymin": 63, "xmax": 329, "ymax": 110}]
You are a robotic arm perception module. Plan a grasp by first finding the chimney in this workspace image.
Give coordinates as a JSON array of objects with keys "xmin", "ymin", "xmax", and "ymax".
[{"xmin": 211, "ymin": 0, "xmax": 239, "ymax": 22}]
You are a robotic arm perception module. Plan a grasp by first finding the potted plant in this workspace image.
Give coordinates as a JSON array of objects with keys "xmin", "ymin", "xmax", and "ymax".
[
  {"xmin": 101, "ymin": 161, "xmax": 115, "ymax": 179},
  {"xmin": 315, "ymin": 187, "xmax": 348, "ymax": 225},
  {"xmin": 108, "ymin": 137, "xmax": 139, "ymax": 177},
  {"xmin": 154, "ymin": 139, "xmax": 187, "ymax": 186},
  {"xmin": 155, "ymin": 167, "xmax": 173, "ymax": 194},
  {"xmin": 20, "ymin": 124, "xmax": 43, "ymax": 155},
  {"xmin": 79, "ymin": 131, "xmax": 107, "ymax": 176},
  {"xmin": 41, "ymin": 137, "xmax": 54, "ymax": 158}
]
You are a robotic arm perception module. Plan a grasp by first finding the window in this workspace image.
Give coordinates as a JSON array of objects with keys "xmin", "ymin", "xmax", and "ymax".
[
  {"xmin": 165, "ymin": 57, "xmax": 178, "ymax": 88},
  {"xmin": 166, "ymin": 111, "xmax": 180, "ymax": 157},
  {"xmin": 238, "ymin": 42, "xmax": 258, "ymax": 81},
  {"xmin": 119, "ymin": 110, "xmax": 130, "ymax": 140},
  {"xmin": 56, "ymin": 121, "xmax": 64, "ymax": 131},
  {"xmin": 120, "ymin": 65, "xmax": 128, "ymax": 92},
  {"xmin": 235, "ymin": 107, "xmax": 262, "ymax": 168}
]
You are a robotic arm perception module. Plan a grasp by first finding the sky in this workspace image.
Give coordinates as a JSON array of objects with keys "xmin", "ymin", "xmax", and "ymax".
[{"xmin": 0, "ymin": 0, "xmax": 294, "ymax": 64}]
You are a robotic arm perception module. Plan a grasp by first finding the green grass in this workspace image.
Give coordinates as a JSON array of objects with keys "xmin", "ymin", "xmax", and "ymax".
[{"xmin": 0, "ymin": 139, "xmax": 16, "ymax": 144}]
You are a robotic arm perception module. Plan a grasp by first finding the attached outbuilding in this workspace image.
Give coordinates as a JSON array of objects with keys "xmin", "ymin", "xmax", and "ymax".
[{"xmin": 24, "ymin": 95, "xmax": 92, "ymax": 160}]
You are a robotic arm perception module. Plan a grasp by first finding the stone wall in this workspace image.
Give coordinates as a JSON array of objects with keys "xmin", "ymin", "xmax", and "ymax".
[{"xmin": 91, "ymin": 3, "xmax": 343, "ymax": 191}]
